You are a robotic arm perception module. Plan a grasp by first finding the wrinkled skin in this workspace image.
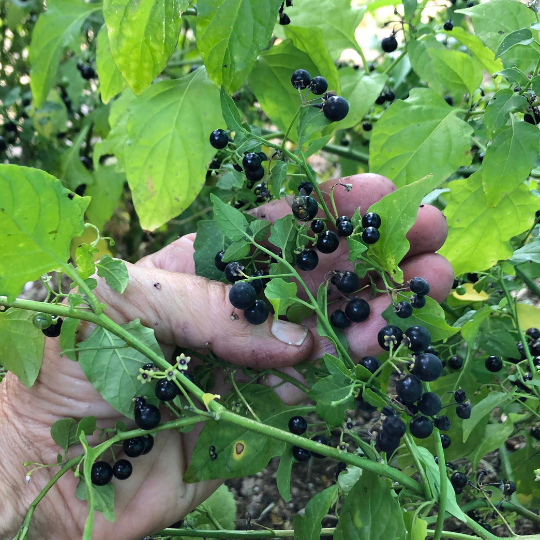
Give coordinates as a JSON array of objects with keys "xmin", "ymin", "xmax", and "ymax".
[{"xmin": 0, "ymin": 174, "xmax": 453, "ymax": 540}]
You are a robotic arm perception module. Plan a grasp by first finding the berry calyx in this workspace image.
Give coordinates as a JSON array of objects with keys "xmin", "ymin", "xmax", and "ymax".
[
  {"xmin": 337, "ymin": 220, "xmax": 354, "ymax": 237},
  {"xmin": 413, "ymin": 353, "xmax": 443, "ymax": 381},
  {"xmin": 454, "ymin": 389, "xmax": 467, "ymax": 403},
  {"xmin": 410, "ymin": 294, "xmax": 426, "ymax": 309},
  {"xmin": 244, "ymin": 300, "xmax": 269, "ymax": 325},
  {"xmin": 311, "ymin": 219, "xmax": 325, "ymax": 233},
  {"xmin": 123, "ymin": 437, "xmax": 145, "ymax": 458},
  {"xmin": 378, "ymin": 325, "xmax": 403, "ymax": 351},
  {"xmin": 242, "ymin": 152, "xmax": 261, "ymax": 172},
  {"xmin": 345, "ymin": 298, "xmax": 370, "ymax": 322},
  {"xmin": 396, "ymin": 374, "xmax": 423, "ymax": 403},
  {"xmin": 291, "ymin": 69, "xmax": 311, "ymax": 89},
  {"xmin": 417, "ymin": 392, "xmax": 442, "ymax": 416},
  {"xmin": 229, "ymin": 282, "xmax": 257, "ymax": 309},
  {"xmin": 288, "ymin": 415, "xmax": 308, "ymax": 435},
  {"xmin": 209, "ymin": 129, "xmax": 229, "ymax": 149},
  {"xmin": 448, "ymin": 355, "xmax": 463, "ymax": 370},
  {"xmin": 405, "ymin": 325, "xmax": 432, "ymax": 353},
  {"xmin": 292, "ymin": 446, "xmax": 311, "ymax": 462},
  {"xmin": 335, "ymin": 271, "xmax": 359, "ymax": 293},
  {"xmin": 292, "ymin": 195, "xmax": 318, "ymax": 221},
  {"xmin": 381, "ymin": 35, "xmax": 398, "ymax": 52},
  {"xmin": 42, "ymin": 318, "xmax": 63, "ymax": 338},
  {"xmin": 409, "ymin": 415, "xmax": 433, "ymax": 439},
  {"xmin": 296, "ymin": 249, "xmax": 319, "ymax": 271},
  {"xmin": 394, "ymin": 301, "xmax": 413, "ymax": 319},
  {"xmin": 485, "ymin": 355, "xmax": 502, "ymax": 372},
  {"xmin": 359, "ymin": 355, "xmax": 381, "ymax": 374},
  {"xmin": 310, "ymin": 76, "xmax": 328, "ymax": 95},
  {"xmin": 451, "ymin": 472, "xmax": 468, "ymax": 489},
  {"xmin": 435, "ymin": 415, "xmax": 451, "ymax": 431},
  {"xmin": 362, "ymin": 212, "xmax": 381, "ymax": 229},
  {"xmin": 409, "ymin": 277, "xmax": 430, "ymax": 295},
  {"xmin": 443, "ymin": 20, "xmax": 454, "ymax": 31},
  {"xmin": 134, "ymin": 400, "xmax": 161, "ymax": 430},
  {"xmin": 224, "ymin": 262, "xmax": 245, "ymax": 283},
  {"xmin": 323, "ymin": 96, "xmax": 349, "ymax": 122},
  {"xmin": 362, "ymin": 227, "xmax": 380, "ymax": 244},
  {"xmin": 330, "ymin": 309, "xmax": 351, "ymax": 329},
  {"xmin": 155, "ymin": 379, "xmax": 179, "ymax": 402},
  {"xmin": 32, "ymin": 312, "xmax": 52, "ymax": 329},
  {"xmin": 113, "ymin": 459, "xmax": 133, "ymax": 480},
  {"xmin": 91, "ymin": 461, "xmax": 113, "ymax": 486},
  {"xmin": 316, "ymin": 231, "xmax": 340, "ymax": 254}
]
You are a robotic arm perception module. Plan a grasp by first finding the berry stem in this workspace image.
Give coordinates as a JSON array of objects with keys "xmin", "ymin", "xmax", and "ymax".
[
  {"xmin": 159, "ymin": 528, "xmax": 337, "ymax": 538},
  {"xmin": 383, "ymin": 49, "xmax": 407, "ymax": 75},
  {"xmin": 281, "ymin": 106, "xmax": 303, "ymax": 152},
  {"xmin": 432, "ymin": 425, "xmax": 448, "ymax": 540}
]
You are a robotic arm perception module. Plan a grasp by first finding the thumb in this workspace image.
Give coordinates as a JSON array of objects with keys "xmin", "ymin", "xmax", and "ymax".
[{"xmin": 93, "ymin": 262, "xmax": 314, "ymax": 369}]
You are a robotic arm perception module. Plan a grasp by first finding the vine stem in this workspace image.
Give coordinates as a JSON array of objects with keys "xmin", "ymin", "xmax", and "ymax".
[
  {"xmin": 158, "ymin": 528, "xmax": 336, "ymax": 538},
  {"xmin": 433, "ymin": 426, "xmax": 448, "ymax": 540},
  {"xmin": 403, "ymin": 434, "xmax": 432, "ymax": 500},
  {"xmin": 281, "ymin": 106, "xmax": 302, "ymax": 152},
  {"xmin": 515, "ymin": 266, "xmax": 540, "ymax": 299},
  {"xmin": 383, "ymin": 50, "xmax": 407, "ymax": 75}
]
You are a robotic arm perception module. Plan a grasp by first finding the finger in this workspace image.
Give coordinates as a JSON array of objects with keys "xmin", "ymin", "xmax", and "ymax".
[
  {"xmin": 92, "ymin": 263, "xmax": 314, "ymax": 369},
  {"xmin": 405, "ymin": 204, "xmax": 448, "ymax": 256},
  {"xmin": 137, "ymin": 233, "xmax": 197, "ymax": 274}
]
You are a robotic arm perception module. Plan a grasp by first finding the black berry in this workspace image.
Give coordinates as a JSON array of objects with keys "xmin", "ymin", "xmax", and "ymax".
[
  {"xmin": 298, "ymin": 181, "xmax": 313, "ymax": 195},
  {"xmin": 356, "ymin": 391, "xmax": 377, "ymax": 412},
  {"xmin": 362, "ymin": 227, "xmax": 380, "ymax": 244},
  {"xmin": 155, "ymin": 379, "xmax": 179, "ymax": 402},
  {"xmin": 451, "ymin": 472, "xmax": 468, "ymax": 489},
  {"xmin": 375, "ymin": 93, "xmax": 386, "ymax": 105},
  {"xmin": 381, "ymin": 35, "xmax": 398, "ymax": 52},
  {"xmin": 291, "ymin": 69, "xmax": 311, "ymax": 90},
  {"xmin": 405, "ymin": 325, "xmax": 432, "ymax": 353},
  {"xmin": 409, "ymin": 277, "xmax": 430, "ymax": 296},
  {"xmin": 209, "ymin": 129, "xmax": 228, "ymax": 149},
  {"xmin": 336, "ymin": 215, "xmax": 351, "ymax": 226},
  {"xmin": 359, "ymin": 355, "xmax": 381, "ymax": 374},
  {"xmin": 443, "ymin": 20, "xmax": 454, "ymax": 31},
  {"xmin": 337, "ymin": 220, "xmax": 354, "ymax": 237},
  {"xmin": 409, "ymin": 415, "xmax": 433, "ymax": 439},
  {"xmin": 42, "ymin": 318, "xmax": 63, "ymax": 338},
  {"xmin": 440, "ymin": 434, "xmax": 451, "ymax": 449},
  {"xmin": 91, "ymin": 461, "xmax": 113, "ymax": 486},
  {"xmin": 288, "ymin": 416, "xmax": 308, "ymax": 435},
  {"xmin": 454, "ymin": 389, "xmax": 467, "ymax": 403},
  {"xmin": 448, "ymin": 355, "xmax": 463, "ymax": 370},
  {"xmin": 244, "ymin": 300, "xmax": 269, "ymax": 325},
  {"xmin": 134, "ymin": 401, "xmax": 161, "ymax": 430},
  {"xmin": 504, "ymin": 481, "xmax": 516, "ymax": 496},
  {"xmin": 396, "ymin": 374, "xmax": 423, "ymax": 403},
  {"xmin": 317, "ymin": 231, "xmax": 340, "ymax": 254},
  {"xmin": 311, "ymin": 219, "xmax": 324, "ymax": 233},
  {"xmin": 378, "ymin": 325, "xmax": 403, "ymax": 351},
  {"xmin": 385, "ymin": 90, "xmax": 395, "ymax": 102},
  {"xmin": 229, "ymin": 282, "xmax": 257, "ymax": 309},
  {"xmin": 444, "ymin": 95, "xmax": 454, "ymax": 106},
  {"xmin": 381, "ymin": 405, "xmax": 395, "ymax": 416},
  {"xmin": 531, "ymin": 427, "xmax": 540, "ymax": 440},
  {"xmin": 336, "ymin": 271, "xmax": 359, "ymax": 293},
  {"xmin": 410, "ymin": 294, "xmax": 426, "ymax": 309},
  {"xmin": 292, "ymin": 446, "xmax": 311, "ymax": 461},
  {"xmin": 246, "ymin": 165, "xmax": 265, "ymax": 182},
  {"xmin": 296, "ymin": 249, "xmax": 319, "ymax": 271},
  {"xmin": 395, "ymin": 301, "xmax": 413, "ymax": 319},
  {"xmin": 323, "ymin": 96, "xmax": 349, "ymax": 122},
  {"xmin": 417, "ymin": 392, "xmax": 442, "ymax": 416},
  {"xmin": 242, "ymin": 153, "xmax": 261, "ymax": 172},
  {"xmin": 345, "ymin": 298, "xmax": 370, "ymax": 322},
  {"xmin": 78, "ymin": 64, "xmax": 96, "ymax": 80},
  {"xmin": 362, "ymin": 212, "xmax": 381, "ymax": 229},
  {"xmin": 113, "ymin": 459, "xmax": 133, "ymax": 480},
  {"xmin": 330, "ymin": 309, "xmax": 351, "ymax": 329},
  {"xmin": 485, "ymin": 355, "xmax": 502, "ymax": 372},
  {"xmin": 456, "ymin": 402, "xmax": 472, "ymax": 420},
  {"xmin": 383, "ymin": 415, "xmax": 406, "ymax": 438},
  {"xmin": 413, "ymin": 353, "xmax": 443, "ymax": 381},
  {"xmin": 310, "ymin": 76, "xmax": 328, "ymax": 95},
  {"xmin": 527, "ymin": 327, "xmax": 540, "ymax": 340},
  {"xmin": 376, "ymin": 430, "xmax": 400, "ymax": 454},
  {"xmin": 224, "ymin": 262, "xmax": 245, "ymax": 283},
  {"xmin": 279, "ymin": 12, "xmax": 291, "ymax": 25},
  {"xmin": 141, "ymin": 434, "xmax": 154, "ymax": 455},
  {"xmin": 123, "ymin": 437, "xmax": 145, "ymax": 458},
  {"xmin": 435, "ymin": 415, "xmax": 451, "ymax": 431},
  {"xmin": 363, "ymin": 122, "xmax": 373, "ymax": 131}
]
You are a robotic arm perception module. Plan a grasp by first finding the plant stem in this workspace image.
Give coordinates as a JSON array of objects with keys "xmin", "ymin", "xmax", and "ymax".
[
  {"xmin": 322, "ymin": 143, "xmax": 369, "ymax": 163},
  {"xmin": 515, "ymin": 266, "xmax": 540, "ymax": 299},
  {"xmin": 433, "ymin": 426, "xmax": 448, "ymax": 540},
  {"xmin": 281, "ymin": 107, "xmax": 302, "ymax": 152},
  {"xmin": 403, "ymin": 434, "xmax": 432, "ymax": 500},
  {"xmin": 426, "ymin": 531, "xmax": 486, "ymax": 540},
  {"xmin": 383, "ymin": 50, "xmax": 407, "ymax": 75},
  {"xmin": 158, "ymin": 528, "xmax": 336, "ymax": 538}
]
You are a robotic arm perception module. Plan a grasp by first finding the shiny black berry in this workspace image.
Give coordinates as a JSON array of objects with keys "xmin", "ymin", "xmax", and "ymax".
[
  {"xmin": 311, "ymin": 219, "xmax": 324, "ymax": 233},
  {"xmin": 456, "ymin": 402, "xmax": 472, "ymax": 419},
  {"xmin": 362, "ymin": 227, "xmax": 380, "ymax": 244},
  {"xmin": 378, "ymin": 325, "xmax": 403, "ymax": 351},
  {"xmin": 279, "ymin": 12, "xmax": 291, "ymax": 25},
  {"xmin": 443, "ymin": 20, "xmax": 454, "ymax": 31},
  {"xmin": 383, "ymin": 415, "xmax": 406, "ymax": 438},
  {"xmin": 209, "ymin": 129, "xmax": 229, "ymax": 149},
  {"xmin": 291, "ymin": 69, "xmax": 311, "ymax": 90},
  {"xmin": 395, "ymin": 301, "xmax": 413, "ymax": 319},
  {"xmin": 42, "ymin": 318, "xmax": 63, "ymax": 338},
  {"xmin": 385, "ymin": 90, "xmax": 395, "ymax": 102},
  {"xmin": 451, "ymin": 472, "xmax": 468, "ymax": 489},
  {"xmin": 317, "ymin": 231, "xmax": 340, "ymax": 254},
  {"xmin": 409, "ymin": 415, "xmax": 433, "ymax": 439},
  {"xmin": 454, "ymin": 389, "xmax": 467, "ymax": 403},
  {"xmin": 444, "ymin": 95, "xmax": 454, "ymax": 106},
  {"xmin": 363, "ymin": 122, "xmax": 373, "ymax": 131},
  {"xmin": 381, "ymin": 405, "xmax": 395, "ymax": 416},
  {"xmin": 381, "ymin": 35, "xmax": 398, "ymax": 53},
  {"xmin": 292, "ymin": 446, "xmax": 311, "ymax": 462},
  {"xmin": 375, "ymin": 93, "xmax": 386, "ymax": 105},
  {"xmin": 337, "ymin": 220, "xmax": 354, "ymax": 237},
  {"xmin": 91, "ymin": 461, "xmax": 113, "ymax": 486},
  {"xmin": 79, "ymin": 64, "xmax": 96, "ymax": 80},
  {"xmin": 356, "ymin": 391, "xmax": 377, "ymax": 412},
  {"xmin": 409, "ymin": 277, "xmax": 430, "ymax": 295},
  {"xmin": 440, "ymin": 434, "xmax": 451, "ymax": 449},
  {"xmin": 224, "ymin": 262, "xmax": 245, "ymax": 283},
  {"xmin": 292, "ymin": 196, "xmax": 318, "ymax": 221},
  {"xmin": 376, "ymin": 430, "xmax": 400, "ymax": 454},
  {"xmin": 362, "ymin": 212, "xmax": 381, "ymax": 229},
  {"xmin": 288, "ymin": 415, "xmax": 308, "ymax": 435},
  {"xmin": 396, "ymin": 374, "xmax": 423, "ymax": 403},
  {"xmin": 311, "ymin": 435, "xmax": 329, "ymax": 458},
  {"xmin": 359, "ymin": 355, "xmax": 381, "ymax": 374},
  {"xmin": 298, "ymin": 181, "xmax": 313, "ymax": 195},
  {"xmin": 246, "ymin": 165, "xmax": 265, "ymax": 182},
  {"xmin": 448, "ymin": 355, "xmax": 463, "ymax": 370},
  {"xmin": 134, "ymin": 401, "xmax": 161, "ymax": 430},
  {"xmin": 336, "ymin": 271, "xmax": 359, "ymax": 294},
  {"xmin": 485, "ymin": 355, "xmax": 502, "ymax": 372},
  {"xmin": 242, "ymin": 152, "xmax": 262, "ymax": 172},
  {"xmin": 435, "ymin": 415, "xmax": 451, "ymax": 431},
  {"xmin": 229, "ymin": 282, "xmax": 257, "ymax": 309},
  {"xmin": 244, "ymin": 300, "xmax": 269, "ymax": 325},
  {"xmin": 417, "ymin": 392, "xmax": 442, "ymax": 416},
  {"xmin": 141, "ymin": 434, "xmax": 154, "ymax": 455},
  {"xmin": 323, "ymin": 96, "xmax": 349, "ymax": 122},
  {"xmin": 345, "ymin": 298, "xmax": 370, "ymax": 322},
  {"xmin": 405, "ymin": 326, "xmax": 432, "ymax": 353},
  {"xmin": 527, "ymin": 327, "xmax": 540, "ymax": 340},
  {"xmin": 310, "ymin": 76, "xmax": 328, "ymax": 95},
  {"xmin": 113, "ymin": 459, "xmax": 133, "ymax": 480},
  {"xmin": 330, "ymin": 309, "xmax": 351, "ymax": 329},
  {"xmin": 296, "ymin": 249, "xmax": 319, "ymax": 271},
  {"xmin": 410, "ymin": 294, "xmax": 426, "ymax": 309},
  {"xmin": 155, "ymin": 379, "xmax": 179, "ymax": 402},
  {"xmin": 336, "ymin": 215, "xmax": 350, "ymax": 226},
  {"xmin": 123, "ymin": 437, "xmax": 145, "ymax": 458},
  {"xmin": 413, "ymin": 353, "xmax": 443, "ymax": 381}
]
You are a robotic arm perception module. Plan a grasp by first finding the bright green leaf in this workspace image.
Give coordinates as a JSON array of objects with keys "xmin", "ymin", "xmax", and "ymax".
[
  {"xmin": 60, "ymin": 317, "xmax": 80, "ymax": 361},
  {"xmin": 194, "ymin": 220, "xmax": 228, "ymax": 280},
  {"xmin": 76, "ymin": 479, "xmax": 116, "ymax": 523},
  {"xmin": 511, "ymin": 238, "xmax": 540, "ymax": 265},
  {"xmin": 76, "ymin": 244, "xmax": 98, "ymax": 280},
  {"xmin": 96, "ymin": 255, "xmax": 129, "ymax": 294},
  {"xmin": 86, "ymin": 166, "xmax": 126, "ymax": 230},
  {"xmin": 462, "ymin": 392, "xmax": 510, "ymax": 442},
  {"xmin": 51, "ymin": 418, "xmax": 78, "ymax": 455},
  {"xmin": 495, "ymin": 28, "xmax": 534, "ymax": 59},
  {"xmin": 265, "ymin": 278, "xmax": 298, "ymax": 316},
  {"xmin": 407, "ymin": 38, "xmax": 445, "ymax": 94},
  {"xmin": 468, "ymin": 418, "xmax": 514, "ymax": 472},
  {"xmin": 296, "ymin": 106, "xmax": 332, "ymax": 147},
  {"xmin": 220, "ymin": 87, "xmax": 244, "ymax": 133},
  {"xmin": 96, "ymin": 25, "xmax": 127, "ymax": 104},
  {"xmin": 184, "ymin": 485, "xmax": 237, "ymax": 530},
  {"xmin": 211, "ymin": 193, "xmax": 249, "ymax": 241},
  {"xmin": 276, "ymin": 447, "xmax": 294, "ymax": 502},
  {"xmin": 269, "ymin": 214, "xmax": 298, "ymax": 264},
  {"xmin": 428, "ymin": 49, "xmax": 483, "ymax": 97},
  {"xmin": 484, "ymin": 88, "xmax": 528, "ymax": 137},
  {"xmin": 308, "ymin": 374, "xmax": 355, "ymax": 426},
  {"xmin": 270, "ymin": 161, "xmax": 289, "ymax": 200}
]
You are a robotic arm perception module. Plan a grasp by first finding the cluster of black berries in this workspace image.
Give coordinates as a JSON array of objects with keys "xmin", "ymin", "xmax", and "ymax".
[
  {"xmin": 394, "ymin": 276, "xmax": 431, "ymax": 317},
  {"xmin": 278, "ymin": 0, "xmax": 292, "ymax": 25},
  {"xmin": 290, "ymin": 69, "xmax": 350, "ymax": 123},
  {"xmin": 375, "ymin": 89, "xmax": 395, "ymax": 106},
  {"xmin": 77, "ymin": 61, "xmax": 96, "ymax": 80},
  {"xmin": 33, "ymin": 312, "xmax": 64, "ymax": 337},
  {"xmin": 287, "ymin": 415, "xmax": 329, "ymax": 462}
]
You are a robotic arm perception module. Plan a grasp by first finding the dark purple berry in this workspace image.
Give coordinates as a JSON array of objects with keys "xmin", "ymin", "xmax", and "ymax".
[
  {"xmin": 413, "ymin": 353, "xmax": 443, "ymax": 382},
  {"xmin": 155, "ymin": 379, "xmax": 179, "ymax": 402},
  {"xmin": 209, "ymin": 129, "xmax": 228, "ymax": 149},
  {"xmin": 337, "ymin": 220, "xmax": 354, "ymax": 237},
  {"xmin": 298, "ymin": 181, "xmax": 313, "ymax": 196},
  {"xmin": 456, "ymin": 402, "xmax": 472, "ymax": 420},
  {"xmin": 485, "ymin": 355, "xmax": 502, "ymax": 372},
  {"xmin": 323, "ymin": 96, "xmax": 349, "ymax": 122},
  {"xmin": 317, "ymin": 231, "xmax": 340, "ymax": 254},
  {"xmin": 359, "ymin": 355, "xmax": 381, "ymax": 374},
  {"xmin": 378, "ymin": 325, "xmax": 403, "ymax": 351},
  {"xmin": 229, "ymin": 282, "xmax": 257, "ymax": 309},
  {"xmin": 451, "ymin": 472, "xmax": 467, "ymax": 489},
  {"xmin": 296, "ymin": 249, "xmax": 319, "ymax": 271},
  {"xmin": 336, "ymin": 271, "xmax": 359, "ymax": 294},
  {"xmin": 362, "ymin": 227, "xmax": 380, "ymax": 244},
  {"xmin": 417, "ymin": 392, "xmax": 442, "ymax": 416},
  {"xmin": 454, "ymin": 389, "xmax": 466, "ymax": 403},
  {"xmin": 330, "ymin": 309, "xmax": 351, "ymax": 329},
  {"xmin": 382, "ymin": 415, "xmax": 406, "ymax": 438},
  {"xmin": 410, "ymin": 294, "xmax": 426, "ymax": 309},
  {"xmin": 409, "ymin": 277, "xmax": 430, "ymax": 295},
  {"xmin": 440, "ymin": 434, "xmax": 451, "ymax": 448},
  {"xmin": 243, "ymin": 152, "xmax": 261, "ymax": 172},
  {"xmin": 310, "ymin": 76, "xmax": 328, "ymax": 95},
  {"xmin": 381, "ymin": 35, "xmax": 398, "ymax": 52},
  {"xmin": 396, "ymin": 374, "xmax": 423, "ymax": 403},
  {"xmin": 224, "ymin": 262, "xmax": 245, "ymax": 283},
  {"xmin": 123, "ymin": 437, "xmax": 145, "ymax": 458},
  {"xmin": 141, "ymin": 434, "xmax": 154, "ymax": 455},
  {"xmin": 435, "ymin": 415, "xmax": 451, "ymax": 431},
  {"xmin": 42, "ymin": 318, "xmax": 63, "ymax": 338},
  {"xmin": 134, "ymin": 401, "xmax": 161, "ymax": 430},
  {"xmin": 288, "ymin": 416, "xmax": 307, "ymax": 435},
  {"xmin": 345, "ymin": 298, "xmax": 370, "ymax": 323},
  {"xmin": 292, "ymin": 446, "xmax": 311, "ymax": 461},
  {"xmin": 311, "ymin": 435, "xmax": 329, "ymax": 458},
  {"xmin": 311, "ymin": 219, "xmax": 324, "ymax": 234},
  {"xmin": 409, "ymin": 415, "xmax": 433, "ymax": 439},
  {"xmin": 291, "ymin": 69, "xmax": 311, "ymax": 89},
  {"xmin": 113, "ymin": 459, "xmax": 133, "ymax": 480},
  {"xmin": 405, "ymin": 326, "xmax": 431, "ymax": 353},
  {"xmin": 246, "ymin": 165, "xmax": 265, "ymax": 182},
  {"xmin": 448, "ymin": 355, "xmax": 463, "ymax": 370},
  {"xmin": 376, "ymin": 430, "xmax": 400, "ymax": 454},
  {"xmin": 243, "ymin": 300, "xmax": 269, "ymax": 325},
  {"xmin": 362, "ymin": 212, "xmax": 381, "ymax": 229},
  {"xmin": 91, "ymin": 461, "xmax": 113, "ymax": 486},
  {"xmin": 395, "ymin": 301, "xmax": 413, "ymax": 319}
]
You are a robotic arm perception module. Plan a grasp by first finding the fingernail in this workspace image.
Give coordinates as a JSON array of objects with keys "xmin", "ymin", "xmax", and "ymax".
[{"xmin": 271, "ymin": 319, "xmax": 308, "ymax": 346}]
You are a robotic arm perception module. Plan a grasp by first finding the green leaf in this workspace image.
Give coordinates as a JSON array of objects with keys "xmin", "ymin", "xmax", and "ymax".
[
  {"xmin": 337, "ymin": 466, "xmax": 362, "ymax": 495},
  {"xmin": 483, "ymin": 88, "xmax": 528, "ymax": 137},
  {"xmin": 270, "ymin": 161, "xmax": 288, "ymax": 200},
  {"xmin": 369, "ymin": 89, "xmax": 473, "ymax": 188},
  {"xmin": 184, "ymin": 485, "xmax": 237, "ymax": 530},
  {"xmin": 276, "ymin": 447, "xmax": 294, "ymax": 502},
  {"xmin": 185, "ymin": 385, "xmax": 311, "ymax": 481},
  {"xmin": 382, "ymin": 294, "xmax": 459, "ymax": 342},
  {"xmin": 103, "ymin": 0, "xmax": 183, "ymax": 95},
  {"xmin": 125, "ymin": 69, "xmax": 224, "ymax": 230},
  {"xmin": 96, "ymin": 25, "xmax": 127, "ymax": 104},
  {"xmin": 265, "ymin": 278, "xmax": 298, "ymax": 316},
  {"xmin": 76, "ymin": 244, "xmax": 98, "ymax": 280},
  {"xmin": 407, "ymin": 37, "xmax": 445, "ymax": 94},
  {"xmin": 495, "ymin": 67, "xmax": 529, "ymax": 86},
  {"xmin": 495, "ymin": 28, "xmax": 534, "ymax": 59},
  {"xmin": 462, "ymin": 392, "xmax": 510, "ymax": 442},
  {"xmin": 76, "ymin": 479, "xmax": 116, "ymax": 523},
  {"xmin": 211, "ymin": 193, "xmax": 249, "ymax": 241},
  {"xmin": 362, "ymin": 388, "xmax": 387, "ymax": 408},
  {"xmin": 366, "ymin": 175, "xmax": 441, "ymax": 282},
  {"xmin": 480, "ymin": 119, "xmax": 540, "ymax": 205},
  {"xmin": 269, "ymin": 214, "xmax": 298, "ymax": 264},
  {"xmin": 287, "ymin": 303, "xmax": 315, "ymax": 324},
  {"xmin": 347, "ymin": 238, "xmax": 368, "ymax": 262},
  {"xmin": 29, "ymin": 0, "xmax": 100, "ymax": 108},
  {"xmin": 60, "ymin": 125, "xmax": 94, "ymax": 191},
  {"xmin": 76, "ymin": 416, "xmax": 97, "ymax": 439},
  {"xmin": 60, "ymin": 317, "xmax": 80, "ymax": 361},
  {"xmin": 404, "ymin": 514, "xmax": 428, "ymax": 540},
  {"xmin": 51, "ymin": 418, "xmax": 78, "ymax": 455},
  {"xmin": 428, "ymin": 49, "xmax": 483, "ymax": 97},
  {"xmin": 477, "ymin": 317, "xmax": 519, "ymax": 358},
  {"xmin": 220, "ymin": 87, "xmax": 244, "ymax": 133},
  {"xmin": 511, "ymin": 238, "xmax": 540, "ymax": 265},
  {"xmin": 439, "ymin": 173, "xmax": 538, "ymax": 275},
  {"xmin": 278, "ymin": 0, "xmax": 365, "ymax": 60},
  {"xmin": 78, "ymin": 319, "xmax": 164, "ymax": 418},
  {"xmin": 324, "ymin": 353, "xmax": 351, "ymax": 378},
  {"xmin": 294, "ymin": 485, "xmax": 338, "ymax": 540},
  {"xmin": 194, "ymin": 220, "xmax": 228, "ymax": 280},
  {"xmin": 0, "ymin": 165, "xmax": 88, "ymax": 301},
  {"xmin": 217, "ymin": 171, "xmax": 245, "ymax": 190},
  {"xmin": 460, "ymin": 306, "xmax": 491, "ymax": 347},
  {"xmin": 403, "ymin": 0, "xmax": 417, "ymax": 19},
  {"xmin": 308, "ymin": 374, "xmax": 355, "ymax": 426},
  {"xmin": 86, "ymin": 166, "xmax": 126, "ymax": 230},
  {"xmin": 445, "ymin": 26, "xmax": 503, "ymax": 75},
  {"xmin": 222, "ymin": 240, "xmax": 251, "ymax": 262},
  {"xmin": 196, "ymin": 0, "xmax": 282, "ymax": 92},
  {"xmin": 96, "ymin": 255, "xmax": 129, "ymax": 294},
  {"xmin": 339, "ymin": 68, "xmax": 388, "ymax": 131},
  {"xmin": 334, "ymin": 470, "xmax": 407, "ymax": 540},
  {"xmin": 468, "ymin": 418, "xmax": 514, "ymax": 472},
  {"xmin": 249, "ymin": 219, "xmax": 271, "ymax": 242},
  {"xmin": 284, "ymin": 26, "xmax": 340, "ymax": 93},
  {"xmin": 296, "ymin": 106, "xmax": 332, "ymax": 147}
]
